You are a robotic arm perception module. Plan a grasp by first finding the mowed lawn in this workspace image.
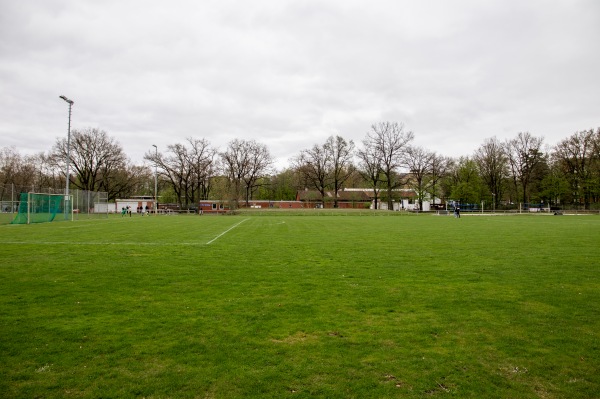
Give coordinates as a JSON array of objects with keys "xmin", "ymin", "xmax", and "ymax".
[{"xmin": 0, "ymin": 213, "xmax": 598, "ymax": 398}]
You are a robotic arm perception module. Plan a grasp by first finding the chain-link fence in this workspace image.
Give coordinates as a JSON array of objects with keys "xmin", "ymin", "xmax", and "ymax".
[{"xmin": 0, "ymin": 184, "xmax": 108, "ymax": 225}]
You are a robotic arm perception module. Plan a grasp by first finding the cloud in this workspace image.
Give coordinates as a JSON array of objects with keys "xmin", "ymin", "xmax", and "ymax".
[{"xmin": 1, "ymin": 0, "xmax": 599, "ymax": 169}]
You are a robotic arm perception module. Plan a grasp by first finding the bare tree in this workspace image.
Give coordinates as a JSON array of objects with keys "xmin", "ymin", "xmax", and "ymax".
[
  {"xmin": 0, "ymin": 147, "xmax": 85, "ymax": 198},
  {"xmin": 102, "ymin": 164, "xmax": 152, "ymax": 200},
  {"xmin": 405, "ymin": 146, "xmax": 435, "ymax": 210},
  {"xmin": 357, "ymin": 142, "xmax": 383, "ymax": 210},
  {"xmin": 243, "ymin": 140, "xmax": 273, "ymax": 205},
  {"xmin": 220, "ymin": 139, "xmax": 273, "ymax": 207},
  {"xmin": 292, "ymin": 142, "xmax": 332, "ymax": 205},
  {"xmin": 474, "ymin": 137, "xmax": 509, "ymax": 209},
  {"xmin": 324, "ymin": 135, "xmax": 355, "ymax": 208},
  {"xmin": 428, "ymin": 153, "xmax": 451, "ymax": 207},
  {"xmin": 221, "ymin": 140, "xmax": 249, "ymax": 207},
  {"xmin": 189, "ymin": 138, "xmax": 218, "ymax": 202},
  {"xmin": 0, "ymin": 146, "xmax": 36, "ymax": 189},
  {"xmin": 152, "ymin": 142, "xmax": 189, "ymax": 207},
  {"xmin": 145, "ymin": 138, "xmax": 217, "ymax": 208},
  {"xmin": 50, "ymin": 128, "xmax": 128, "ymax": 197},
  {"xmin": 505, "ymin": 132, "xmax": 545, "ymax": 204},
  {"xmin": 363, "ymin": 122, "xmax": 414, "ymax": 210},
  {"xmin": 0, "ymin": 147, "xmax": 41, "ymax": 205},
  {"xmin": 28, "ymin": 152, "xmax": 62, "ymax": 190}
]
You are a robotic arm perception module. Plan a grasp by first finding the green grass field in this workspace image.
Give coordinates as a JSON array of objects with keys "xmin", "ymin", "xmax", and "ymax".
[{"xmin": 1, "ymin": 213, "xmax": 599, "ymax": 398}]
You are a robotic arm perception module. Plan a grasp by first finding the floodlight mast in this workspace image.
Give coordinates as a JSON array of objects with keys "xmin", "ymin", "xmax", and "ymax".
[
  {"xmin": 59, "ymin": 95, "xmax": 74, "ymax": 220},
  {"xmin": 152, "ymin": 144, "xmax": 158, "ymax": 214}
]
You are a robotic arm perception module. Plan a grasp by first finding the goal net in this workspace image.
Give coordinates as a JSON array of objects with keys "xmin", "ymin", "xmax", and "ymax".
[{"xmin": 11, "ymin": 192, "xmax": 73, "ymax": 224}]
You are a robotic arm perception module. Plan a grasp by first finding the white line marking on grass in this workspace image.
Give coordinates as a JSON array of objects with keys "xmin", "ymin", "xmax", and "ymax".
[
  {"xmin": 2, "ymin": 241, "xmax": 205, "ymax": 246},
  {"xmin": 206, "ymin": 218, "xmax": 249, "ymax": 245},
  {"xmin": 3, "ymin": 219, "xmax": 251, "ymax": 246}
]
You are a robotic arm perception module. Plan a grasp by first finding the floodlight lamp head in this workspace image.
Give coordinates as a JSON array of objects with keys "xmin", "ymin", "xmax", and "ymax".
[{"xmin": 59, "ymin": 95, "xmax": 74, "ymax": 105}]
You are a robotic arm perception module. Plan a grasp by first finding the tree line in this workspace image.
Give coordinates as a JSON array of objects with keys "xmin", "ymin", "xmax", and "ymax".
[{"xmin": 2, "ymin": 123, "xmax": 600, "ymax": 210}]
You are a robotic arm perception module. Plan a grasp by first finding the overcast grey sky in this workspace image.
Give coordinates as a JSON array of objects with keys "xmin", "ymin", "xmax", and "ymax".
[{"xmin": 1, "ymin": 0, "xmax": 599, "ymax": 169}]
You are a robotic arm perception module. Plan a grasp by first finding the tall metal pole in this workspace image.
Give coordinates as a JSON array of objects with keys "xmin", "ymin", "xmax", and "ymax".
[
  {"xmin": 59, "ymin": 95, "xmax": 74, "ymax": 220},
  {"xmin": 152, "ymin": 144, "xmax": 158, "ymax": 214}
]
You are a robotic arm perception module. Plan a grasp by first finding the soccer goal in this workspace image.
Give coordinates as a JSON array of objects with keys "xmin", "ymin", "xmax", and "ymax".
[{"xmin": 11, "ymin": 192, "xmax": 73, "ymax": 225}]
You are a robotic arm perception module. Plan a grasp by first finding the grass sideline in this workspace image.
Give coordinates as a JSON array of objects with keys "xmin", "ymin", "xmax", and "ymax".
[{"xmin": 0, "ymin": 214, "xmax": 599, "ymax": 398}]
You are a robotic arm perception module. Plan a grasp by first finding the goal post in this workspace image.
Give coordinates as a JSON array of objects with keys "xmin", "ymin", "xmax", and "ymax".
[{"xmin": 11, "ymin": 192, "xmax": 73, "ymax": 225}]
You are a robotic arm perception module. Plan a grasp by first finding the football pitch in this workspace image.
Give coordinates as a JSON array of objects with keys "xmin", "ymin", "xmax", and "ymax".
[{"xmin": 1, "ymin": 213, "xmax": 599, "ymax": 398}]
